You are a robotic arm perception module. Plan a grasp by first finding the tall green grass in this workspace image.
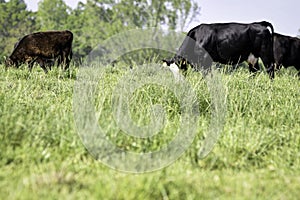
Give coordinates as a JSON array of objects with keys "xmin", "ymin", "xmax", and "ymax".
[{"xmin": 0, "ymin": 64, "xmax": 299, "ymax": 199}]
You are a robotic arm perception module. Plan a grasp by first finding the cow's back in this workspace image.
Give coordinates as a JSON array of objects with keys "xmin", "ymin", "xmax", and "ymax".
[
  {"xmin": 195, "ymin": 22, "xmax": 271, "ymax": 59},
  {"xmin": 23, "ymin": 31, "xmax": 72, "ymax": 56},
  {"xmin": 12, "ymin": 30, "xmax": 73, "ymax": 59},
  {"xmin": 191, "ymin": 23, "xmax": 255, "ymax": 62},
  {"xmin": 274, "ymin": 33, "xmax": 300, "ymax": 69}
]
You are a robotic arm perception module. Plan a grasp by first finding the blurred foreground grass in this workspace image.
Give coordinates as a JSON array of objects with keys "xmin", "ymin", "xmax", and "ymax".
[{"xmin": 0, "ymin": 64, "xmax": 299, "ymax": 199}]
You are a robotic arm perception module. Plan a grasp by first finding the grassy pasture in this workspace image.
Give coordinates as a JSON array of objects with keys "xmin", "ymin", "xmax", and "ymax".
[{"xmin": 0, "ymin": 64, "xmax": 300, "ymax": 199}]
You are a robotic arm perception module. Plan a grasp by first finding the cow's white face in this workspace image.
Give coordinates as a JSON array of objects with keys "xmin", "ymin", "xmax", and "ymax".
[
  {"xmin": 162, "ymin": 62, "xmax": 182, "ymax": 81},
  {"xmin": 169, "ymin": 63, "xmax": 183, "ymax": 82},
  {"xmin": 169, "ymin": 63, "xmax": 180, "ymax": 74}
]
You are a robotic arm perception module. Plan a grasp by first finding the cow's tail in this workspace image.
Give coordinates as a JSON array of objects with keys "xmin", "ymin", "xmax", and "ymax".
[
  {"xmin": 259, "ymin": 21, "xmax": 274, "ymax": 49},
  {"xmin": 259, "ymin": 21, "xmax": 274, "ymax": 35},
  {"xmin": 260, "ymin": 21, "xmax": 275, "ymax": 78}
]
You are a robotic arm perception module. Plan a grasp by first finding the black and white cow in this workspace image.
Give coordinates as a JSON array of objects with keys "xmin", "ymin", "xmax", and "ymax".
[
  {"xmin": 273, "ymin": 33, "xmax": 300, "ymax": 76},
  {"xmin": 163, "ymin": 21, "xmax": 275, "ymax": 78}
]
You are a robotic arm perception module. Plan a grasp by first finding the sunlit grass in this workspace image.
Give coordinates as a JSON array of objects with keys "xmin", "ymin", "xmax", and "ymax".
[{"xmin": 0, "ymin": 63, "xmax": 299, "ymax": 199}]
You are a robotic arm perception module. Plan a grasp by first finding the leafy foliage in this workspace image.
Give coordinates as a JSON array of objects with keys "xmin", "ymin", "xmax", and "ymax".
[
  {"xmin": 0, "ymin": 0, "xmax": 36, "ymax": 60},
  {"xmin": 37, "ymin": 0, "xmax": 70, "ymax": 30},
  {"xmin": 0, "ymin": 0, "xmax": 200, "ymax": 62}
]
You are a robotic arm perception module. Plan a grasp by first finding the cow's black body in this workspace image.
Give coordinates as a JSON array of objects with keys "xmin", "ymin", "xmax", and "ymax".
[
  {"xmin": 164, "ymin": 21, "xmax": 275, "ymax": 78},
  {"xmin": 274, "ymin": 33, "xmax": 300, "ymax": 76},
  {"xmin": 5, "ymin": 30, "xmax": 73, "ymax": 72}
]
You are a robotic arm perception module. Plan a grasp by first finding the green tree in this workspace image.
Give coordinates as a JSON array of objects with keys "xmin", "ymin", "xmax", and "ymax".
[
  {"xmin": 66, "ymin": 2, "xmax": 93, "ymax": 61},
  {"xmin": 37, "ymin": 0, "xmax": 70, "ymax": 30},
  {"xmin": 70, "ymin": 0, "xmax": 200, "ymax": 60},
  {"xmin": 0, "ymin": 0, "xmax": 201, "ymax": 62},
  {"xmin": 0, "ymin": 0, "xmax": 36, "ymax": 60},
  {"xmin": 110, "ymin": 0, "xmax": 201, "ymax": 30},
  {"xmin": 67, "ymin": 0, "xmax": 121, "ymax": 61}
]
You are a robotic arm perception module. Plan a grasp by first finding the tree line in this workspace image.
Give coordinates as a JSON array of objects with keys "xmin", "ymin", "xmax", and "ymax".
[{"xmin": 0, "ymin": 0, "xmax": 201, "ymax": 63}]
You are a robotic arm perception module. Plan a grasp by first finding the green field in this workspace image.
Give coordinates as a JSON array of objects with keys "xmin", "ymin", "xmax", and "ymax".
[{"xmin": 0, "ymin": 64, "xmax": 300, "ymax": 199}]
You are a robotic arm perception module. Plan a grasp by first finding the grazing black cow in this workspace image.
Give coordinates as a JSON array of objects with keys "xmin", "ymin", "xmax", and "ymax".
[
  {"xmin": 13, "ymin": 39, "xmax": 57, "ymax": 69},
  {"xmin": 273, "ymin": 33, "xmax": 300, "ymax": 76},
  {"xmin": 5, "ymin": 30, "xmax": 73, "ymax": 73},
  {"xmin": 163, "ymin": 21, "xmax": 275, "ymax": 78}
]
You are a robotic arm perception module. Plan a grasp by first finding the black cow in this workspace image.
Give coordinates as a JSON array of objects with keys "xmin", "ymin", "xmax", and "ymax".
[
  {"xmin": 12, "ymin": 39, "xmax": 56, "ymax": 69},
  {"xmin": 163, "ymin": 21, "xmax": 275, "ymax": 79},
  {"xmin": 5, "ymin": 30, "xmax": 73, "ymax": 73},
  {"xmin": 273, "ymin": 33, "xmax": 300, "ymax": 76}
]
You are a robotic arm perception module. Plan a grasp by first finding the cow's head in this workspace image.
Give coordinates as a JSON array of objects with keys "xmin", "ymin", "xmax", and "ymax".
[
  {"xmin": 162, "ymin": 59, "xmax": 172, "ymax": 67},
  {"xmin": 4, "ymin": 57, "xmax": 18, "ymax": 68},
  {"xmin": 162, "ymin": 58, "xmax": 189, "ymax": 71},
  {"xmin": 162, "ymin": 59, "xmax": 182, "ymax": 81},
  {"xmin": 4, "ymin": 57, "xmax": 14, "ymax": 67}
]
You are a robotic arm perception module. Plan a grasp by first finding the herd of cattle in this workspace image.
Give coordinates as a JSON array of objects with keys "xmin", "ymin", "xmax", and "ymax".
[{"xmin": 4, "ymin": 21, "xmax": 300, "ymax": 78}]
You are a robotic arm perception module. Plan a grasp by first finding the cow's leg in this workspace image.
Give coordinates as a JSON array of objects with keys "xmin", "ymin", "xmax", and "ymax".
[
  {"xmin": 47, "ymin": 60, "xmax": 52, "ymax": 71},
  {"xmin": 295, "ymin": 66, "xmax": 300, "ymax": 78},
  {"xmin": 64, "ymin": 56, "xmax": 71, "ymax": 70},
  {"xmin": 59, "ymin": 49, "xmax": 71, "ymax": 70},
  {"xmin": 258, "ymin": 40, "xmax": 275, "ymax": 79},
  {"xmin": 36, "ymin": 58, "xmax": 48, "ymax": 73},
  {"xmin": 63, "ymin": 50, "xmax": 72, "ymax": 70},
  {"xmin": 274, "ymin": 63, "xmax": 282, "ymax": 72},
  {"xmin": 266, "ymin": 63, "xmax": 275, "ymax": 79},
  {"xmin": 260, "ymin": 55, "xmax": 275, "ymax": 79},
  {"xmin": 56, "ymin": 54, "xmax": 63, "ymax": 69},
  {"xmin": 247, "ymin": 53, "xmax": 259, "ymax": 74},
  {"xmin": 28, "ymin": 62, "xmax": 34, "ymax": 72},
  {"xmin": 61, "ymin": 55, "xmax": 66, "ymax": 68},
  {"xmin": 66, "ymin": 50, "xmax": 72, "ymax": 70},
  {"xmin": 46, "ymin": 58, "xmax": 55, "ymax": 71},
  {"xmin": 60, "ymin": 54, "xmax": 67, "ymax": 70},
  {"xmin": 27, "ymin": 57, "xmax": 37, "ymax": 72}
]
